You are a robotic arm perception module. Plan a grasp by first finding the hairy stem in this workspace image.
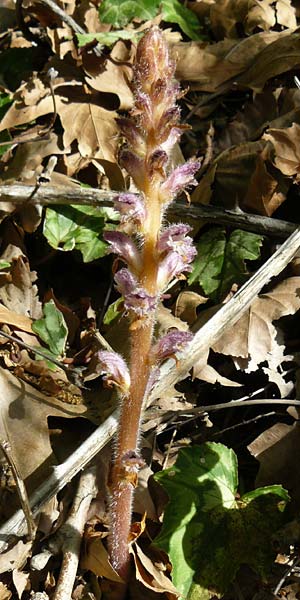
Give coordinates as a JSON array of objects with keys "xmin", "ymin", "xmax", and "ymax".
[{"xmin": 108, "ymin": 261, "xmax": 157, "ymax": 581}]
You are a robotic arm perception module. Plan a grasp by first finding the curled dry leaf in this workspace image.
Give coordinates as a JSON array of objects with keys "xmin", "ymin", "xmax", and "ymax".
[
  {"xmin": 131, "ymin": 543, "xmax": 180, "ymax": 597},
  {"xmin": 263, "ymin": 122, "xmax": 300, "ymax": 178},
  {"xmin": 209, "ymin": 277, "xmax": 300, "ymax": 392},
  {"xmin": 0, "ymin": 245, "xmax": 42, "ymax": 320},
  {"xmin": 81, "ymin": 532, "xmax": 122, "ymax": 583}
]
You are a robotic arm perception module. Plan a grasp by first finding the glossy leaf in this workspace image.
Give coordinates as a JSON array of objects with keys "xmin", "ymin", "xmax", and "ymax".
[
  {"xmin": 43, "ymin": 205, "xmax": 117, "ymax": 263},
  {"xmin": 154, "ymin": 443, "xmax": 289, "ymax": 598},
  {"xmin": 189, "ymin": 228, "xmax": 263, "ymax": 300},
  {"xmin": 32, "ymin": 300, "xmax": 68, "ymax": 358}
]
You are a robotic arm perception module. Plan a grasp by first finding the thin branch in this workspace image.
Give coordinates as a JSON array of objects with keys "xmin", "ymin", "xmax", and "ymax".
[
  {"xmin": 52, "ymin": 466, "xmax": 97, "ymax": 600},
  {"xmin": 0, "ymin": 439, "xmax": 36, "ymax": 540},
  {"xmin": 39, "ymin": 0, "xmax": 85, "ymax": 34},
  {"xmin": 0, "ymin": 185, "xmax": 296, "ymax": 238},
  {"xmin": 1, "ymin": 227, "xmax": 300, "ymax": 550}
]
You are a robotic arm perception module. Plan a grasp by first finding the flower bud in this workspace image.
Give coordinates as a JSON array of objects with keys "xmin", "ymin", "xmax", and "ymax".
[
  {"xmin": 159, "ymin": 159, "xmax": 201, "ymax": 204},
  {"xmin": 104, "ymin": 231, "xmax": 142, "ymax": 273},
  {"xmin": 97, "ymin": 351, "xmax": 130, "ymax": 395},
  {"xmin": 151, "ymin": 330, "xmax": 193, "ymax": 362}
]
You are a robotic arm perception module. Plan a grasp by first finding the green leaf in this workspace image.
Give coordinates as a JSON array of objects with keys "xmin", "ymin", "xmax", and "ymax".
[
  {"xmin": 161, "ymin": 0, "xmax": 201, "ymax": 40},
  {"xmin": 98, "ymin": 0, "xmax": 202, "ymax": 39},
  {"xmin": 154, "ymin": 443, "xmax": 289, "ymax": 598},
  {"xmin": 43, "ymin": 204, "xmax": 117, "ymax": 263},
  {"xmin": 189, "ymin": 228, "xmax": 263, "ymax": 301},
  {"xmin": 103, "ymin": 297, "xmax": 123, "ymax": 325},
  {"xmin": 32, "ymin": 300, "xmax": 68, "ymax": 358},
  {"xmin": 76, "ymin": 29, "xmax": 139, "ymax": 47},
  {"xmin": 0, "ymin": 260, "xmax": 11, "ymax": 270},
  {"xmin": 99, "ymin": 0, "xmax": 159, "ymax": 28}
]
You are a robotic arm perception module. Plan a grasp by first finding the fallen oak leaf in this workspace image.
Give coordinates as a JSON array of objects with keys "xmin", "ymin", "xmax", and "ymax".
[
  {"xmin": 0, "ymin": 305, "xmax": 33, "ymax": 333},
  {"xmin": 263, "ymin": 122, "xmax": 300, "ymax": 178}
]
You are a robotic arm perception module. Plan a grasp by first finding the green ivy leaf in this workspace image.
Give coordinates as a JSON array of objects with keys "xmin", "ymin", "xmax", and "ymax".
[
  {"xmin": 99, "ymin": 0, "xmax": 159, "ymax": 28},
  {"xmin": 189, "ymin": 228, "xmax": 263, "ymax": 301},
  {"xmin": 154, "ymin": 443, "xmax": 289, "ymax": 599},
  {"xmin": 32, "ymin": 300, "xmax": 68, "ymax": 358},
  {"xmin": 43, "ymin": 204, "xmax": 117, "ymax": 263},
  {"xmin": 98, "ymin": 0, "xmax": 202, "ymax": 40},
  {"xmin": 103, "ymin": 297, "xmax": 123, "ymax": 326},
  {"xmin": 161, "ymin": 0, "xmax": 201, "ymax": 40},
  {"xmin": 76, "ymin": 29, "xmax": 139, "ymax": 47}
]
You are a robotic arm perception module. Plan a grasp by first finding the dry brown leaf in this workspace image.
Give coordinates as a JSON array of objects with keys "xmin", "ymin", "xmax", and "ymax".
[
  {"xmin": 12, "ymin": 569, "xmax": 29, "ymax": 599},
  {"xmin": 276, "ymin": 0, "xmax": 297, "ymax": 28},
  {"xmin": 211, "ymin": 277, "xmax": 300, "ymax": 391},
  {"xmin": 134, "ymin": 465, "xmax": 157, "ymax": 522},
  {"xmin": 238, "ymin": 31, "xmax": 300, "ymax": 91},
  {"xmin": 0, "ymin": 83, "xmax": 118, "ymax": 162},
  {"xmin": 131, "ymin": 543, "xmax": 179, "ymax": 597},
  {"xmin": 263, "ymin": 122, "xmax": 300, "ymax": 177},
  {"xmin": 213, "ymin": 140, "xmax": 266, "ymax": 208},
  {"xmin": 0, "ymin": 133, "xmax": 68, "ymax": 184},
  {"xmin": 0, "ymin": 245, "xmax": 42, "ymax": 320},
  {"xmin": 243, "ymin": 149, "xmax": 287, "ymax": 216},
  {"xmin": 0, "ymin": 366, "xmax": 85, "ymax": 526},
  {"xmin": 175, "ymin": 290, "xmax": 208, "ymax": 325},
  {"xmin": 0, "ymin": 540, "xmax": 32, "ymax": 574},
  {"xmin": 174, "ymin": 30, "xmax": 285, "ymax": 91},
  {"xmin": 0, "ymin": 305, "xmax": 32, "ymax": 333},
  {"xmin": 81, "ymin": 533, "xmax": 122, "ymax": 582},
  {"xmin": 83, "ymin": 41, "xmax": 133, "ymax": 110},
  {"xmin": 248, "ymin": 421, "xmax": 300, "ymax": 509},
  {"xmin": 0, "ymin": 583, "xmax": 11, "ymax": 600},
  {"xmin": 245, "ymin": 0, "xmax": 275, "ymax": 33}
]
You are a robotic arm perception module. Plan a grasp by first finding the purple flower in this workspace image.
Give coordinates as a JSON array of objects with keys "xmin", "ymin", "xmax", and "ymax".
[
  {"xmin": 114, "ymin": 268, "xmax": 137, "ymax": 297},
  {"xmin": 97, "ymin": 351, "xmax": 130, "ymax": 395},
  {"xmin": 104, "ymin": 231, "xmax": 142, "ymax": 273},
  {"xmin": 124, "ymin": 288, "xmax": 156, "ymax": 317},
  {"xmin": 157, "ymin": 250, "xmax": 194, "ymax": 289},
  {"xmin": 158, "ymin": 224, "xmax": 193, "ymax": 253},
  {"xmin": 113, "ymin": 193, "xmax": 147, "ymax": 228},
  {"xmin": 119, "ymin": 149, "xmax": 145, "ymax": 189},
  {"xmin": 151, "ymin": 330, "xmax": 193, "ymax": 362},
  {"xmin": 114, "ymin": 268, "xmax": 156, "ymax": 317},
  {"xmin": 159, "ymin": 159, "xmax": 201, "ymax": 204},
  {"xmin": 157, "ymin": 224, "xmax": 197, "ymax": 288}
]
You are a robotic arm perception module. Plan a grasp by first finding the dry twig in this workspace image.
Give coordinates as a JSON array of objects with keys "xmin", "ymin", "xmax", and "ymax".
[
  {"xmin": 52, "ymin": 466, "xmax": 97, "ymax": 600},
  {"xmin": 0, "ymin": 185, "xmax": 296, "ymax": 238}
]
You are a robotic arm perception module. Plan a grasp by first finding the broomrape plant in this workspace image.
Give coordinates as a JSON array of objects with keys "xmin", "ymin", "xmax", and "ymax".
[{"xmin": 98, "ymin": 26, "xmax": 200, "ymax": 583}]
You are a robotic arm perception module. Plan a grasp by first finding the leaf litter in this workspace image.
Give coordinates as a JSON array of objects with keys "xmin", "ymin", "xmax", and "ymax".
[{"xmin": 0, "ymin": 0, "xmax": 300, "ymax": 598}]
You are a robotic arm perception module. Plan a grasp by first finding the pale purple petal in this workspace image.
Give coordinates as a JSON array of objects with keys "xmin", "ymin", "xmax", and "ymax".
[
  {"xmin": 160, "ymin": 159, "xmax": 201, "ymax": 203},
  {"xmin": 104, "ymin": 231, "xmax": 142, "ymax": 272},
  {"xmin": 113, "ymin": 193, "xmax": 147, "ymax": 227},
  {"xmin": 158, "ymin": 224, "xmax": 192, "ymax": 252},
  {"xmin": 97, "ymin": 350, "xmax": 130, "ymax": 394},
  {"xmin": 157, "ymin": 251, "xmax": 194, "ymax": 289},
  {"xmin": 151, "ymin": 330, "xmax": 193, "ymax": 362},
  {"xmin": 114, "ymin": 268, "xmax": 137, "ymax": 296},
  {"xmin": 124, "ymin": 289, "xmax": 156, "ymax": 317}
]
